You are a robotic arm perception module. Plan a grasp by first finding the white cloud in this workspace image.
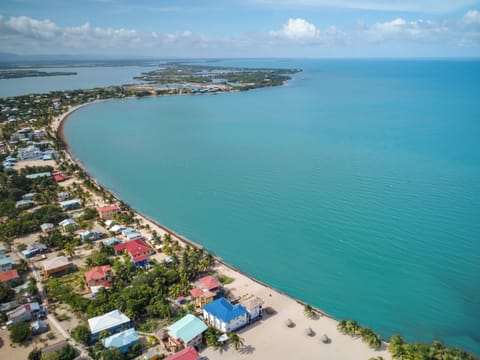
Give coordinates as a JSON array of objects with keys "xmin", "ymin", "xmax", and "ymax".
[
  {"xmin": 462, "ymin": 9, "xmax": 480, "ymax": 26},
  {"xmin": 279, "ymin": 18, "xmax": 319, "ymax": 40}
]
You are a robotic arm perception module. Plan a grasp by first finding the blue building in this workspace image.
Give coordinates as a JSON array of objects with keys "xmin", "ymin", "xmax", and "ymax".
[
  {"xmin": 203, "ymin": 297, "xmax": 248, "ymax": 332},
  {"xmin": 102, "ymin": 328, "xmax": 138, "ymax": 353}
]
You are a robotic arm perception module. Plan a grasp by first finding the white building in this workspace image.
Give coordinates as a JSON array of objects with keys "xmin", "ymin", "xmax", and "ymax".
[{"xmin": 202, "ymin": 297, "xmax": 248, "ymax": 332}]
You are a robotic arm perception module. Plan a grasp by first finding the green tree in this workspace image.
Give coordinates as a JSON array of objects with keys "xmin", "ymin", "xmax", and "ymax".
[
  {"xmin": 228, "ymin": 332, "xmax": 245, "ymax": 350},
  {"xmin": 102, "ymin": 348, "xmax": 125, "ymax": 360},
  {"xmin": 41, "ymin": 352, "xmax": 60, "ymax": 360},
  {"xmin": 0, "ymin": 282, "xmax": 15, "ymax": 302},
  {"xmin": 71, "ymin": 324, "xmax": 90, "ymax": 345},
  {"xmin": 303, "ymin": 304, "xmax": 315, "ymax": 319},
  {"xmin": 9, "ymin": 321, "xmax": 31, "ymax": 343},
  {"xmin": 28, "ymin": 348, "xmax": 42, "ymax": 360},
  {"xmin": 57, "ymin": 344, "xmax": 77, "ymax": 360}
]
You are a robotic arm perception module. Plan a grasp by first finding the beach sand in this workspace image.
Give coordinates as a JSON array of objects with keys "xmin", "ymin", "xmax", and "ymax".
[{"xmin": 48, "ymin": 103, "xmax": 394, "ymax": 359}]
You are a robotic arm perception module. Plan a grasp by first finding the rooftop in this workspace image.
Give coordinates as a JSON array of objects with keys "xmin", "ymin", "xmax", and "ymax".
[
  {"xmin": 199, "ymin": 275, "xmax": 221, "ymax": 291},
  {"xmin": 0, "ymin": 269, "xmax": 19, "ymax": 283},
  {"xmin": 41, "ymin": 256, "xmax": 71, "ymax": 271},
  {"xmin": 85, "ymin": 265, "xmax": 112, "ymax": 282},
  {"xmin": 168, "ymin": 314, "xmax": 207, "ymax": 345},
  {"xmin": 203, "ymin": 297, "xmax": 247, "ymax": 323},
  {"xmin": 165, "ymin": 346, "xmax": 200, "ymax": 360},
  {"xmin": 103, "ymin": 328, "xmax": 138, "ymax": 349},
  {"xmin": 99, "ymin": 204, "xmax": 120, "ymax": 213},
  {"xmin": 114, "ymin": 239, "xmax": 151, "ymax": 258},
  {"xmin": 88, "ymin": 309, "xmax": 130, "ymax": 334}
]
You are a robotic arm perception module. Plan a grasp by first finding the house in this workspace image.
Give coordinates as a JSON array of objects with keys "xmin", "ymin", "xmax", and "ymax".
[
  {"xmin": 22, "ymin": 192, "xmax": 36, "ymax": 201},
  {"xmin": 59, "ymin": 199, "xmax": 81, "ymax": 211},
  {"xmin": 0, "ymin": 141, "xmax": 8, "ymax": 154},
  {"xmin": 114, "ymin": 239, "xmax": 152, "ymax": 260},
  {"xmin": 102, "ymin": 237, "xmax": 120, "ymax": 247},
  {"xmin": 85, "ymin": 265, "xmax": 112, "ymax": 289},
  {"xmin": 80, "ymin": 230, "xmax": 103, "ymax": 242},
  {"xmin": 164, "ymin": 346, "xmax": 201, "ymax": 360},
  {"xmin": 189, "ymin": 288, "xmax": 215, "ymax": 308},
  {"xmin": 238, "ymin": 295, "xmax": 264, "ymax": 322},
  {"xmin": 22, "ymin": 243, "xmax": 48, "ymax": 258},
  {"xmin": 53, "ymin": 173, "xmax": 68, "ymax": 182},
  {"xmin": 41, "ymin": 256, "xmax": 73, "ymax": 278},
  {"xmin": 17, "ymin": 145, "xmax": 42, "ymax": 160},
  {"xmin": 59, "ymin": 218, "xmax": 77, "ymax": 230},
  {"xmin": 126, "ymin": 232, "xmax": 144, "ymax": 241},
  {"xmin": 0, "ymin": 254, "xmax": 16, "ymax": 272},
  {"xmin": 31, "ymin": 320, "xmax": 49, "ymax": 335},
  {"xmin": 15, "ymin": 199, "xmax": 34, "ymax": 209},
  {"xmin": 88, "ymin": 309, "xmax": 131, "ymax": 341},
  {"xmin": 199, "ymin": 275, "xmax": 221, "ymax": 293},
  {"xmin": 57, "ymin": 191, "xmax": 71, "ymax": 202},
  {"xmin": 0, "ymin": 269, "xmax": 19, "ymax": 284},
  {"xmin": 25, "ymin": 172, "xmax": 51, "ymax": 180},
  {"xmin": 103, "ymin": 328, "xmax": 138, "ymax": 353},
  {"xmin": 7, "ymin": 302, "xmax": 43, "ymax": 324},
  {"xmin": 109, "ymin": 224, "xmax": 125, "ymax": 234},
  {"xmin": 40, "ymin": 223, "xmax": 54, "ymax": 233},
  {"xmin": 121, "ymin": 228, "xmax": 137, "ymax": 237},
  {"xmin": 98, "ymin": 205, "xmax": 121, "ymax": 220},
  {"xmin": 203, "ymin": 297, "xmax": 248, "ymax": 332},
  {"xmin": 163, "ymin": 314, "xmax": 207, "ymax": 352}
]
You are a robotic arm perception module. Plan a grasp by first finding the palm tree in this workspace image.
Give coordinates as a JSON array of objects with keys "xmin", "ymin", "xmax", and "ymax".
[
  {"xmin": 360, "ymin": 328, "xmax": 382, "ymax": 349},
  {"xmin": 337, "ymin": 320, "xmax": 348, "ymax": 334},
  {"xmin": 227, "ymin": 332, "xmax": 245, "ymax": 350},
  {"xmin": 64, "ymin": 243, "xmax": 75, "ymax": 258},
  {"xmin": 303, "ymin": 304, "xmax": 315, "ymax": 319}
]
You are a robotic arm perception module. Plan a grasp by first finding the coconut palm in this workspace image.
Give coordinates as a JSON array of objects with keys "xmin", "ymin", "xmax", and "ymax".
[
  {"xmin": 303, "ymin": 304, "xmax": 315, "ymax": 319},
  {"xmin": 227, "ymin": 332, "xmax": 245, "ymax": 350},
  {"xmin": 337, "ymin": 320, "xmax": 348, "ymax": 334},
  {"xmin": 360, "ymin": 328, "xmax": 382, "ymax": 349}
]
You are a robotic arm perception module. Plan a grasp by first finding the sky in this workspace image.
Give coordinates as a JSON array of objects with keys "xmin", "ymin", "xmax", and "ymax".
[{"xmin": 0, "ymin": 0, "xmax": 480, "ymax": 58}]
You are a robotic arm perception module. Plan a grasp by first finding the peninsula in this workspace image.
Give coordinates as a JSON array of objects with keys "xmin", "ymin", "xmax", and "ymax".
[{"xmin": 0, "ymin": 70, "xmax": 77, "ymax": 79}]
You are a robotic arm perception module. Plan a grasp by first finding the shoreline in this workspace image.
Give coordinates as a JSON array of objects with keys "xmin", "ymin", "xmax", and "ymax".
[
  {"xmin": 54, "ymin": 96, "xmax": 393, "ymax": 359},
  {"xmin": 55, "ymin": 98, "xmax": 330, "ymax": 317}
]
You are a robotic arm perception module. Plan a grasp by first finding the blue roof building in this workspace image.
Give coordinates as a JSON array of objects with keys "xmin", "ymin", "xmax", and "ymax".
[
  {"xmin": 203, "ymin": 297, "xmax": 248, "ymax": 332},
  {"xmin": 103, "ymin": 328, "xmax": 138, "ymax": 353},
  {"xmin": 88, "ymin": 309, "xmax": 131, "ymax": 341}
]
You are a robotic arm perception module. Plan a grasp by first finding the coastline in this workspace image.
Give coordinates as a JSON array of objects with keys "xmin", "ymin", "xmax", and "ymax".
[{"xmin": 54, "ymin": 99, "xmax": 393, "ymax": 359}]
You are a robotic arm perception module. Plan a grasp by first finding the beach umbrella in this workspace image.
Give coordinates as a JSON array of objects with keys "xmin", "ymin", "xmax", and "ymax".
[
  {"xmin": 285, "ymin": 318, "xmax": 294, "ymax": 328},
  {"xmin": 321, "ymin": 334, "xmax": 330, "ymax": 343},
  {"xmin": 305, "ymin": 327, "xmax": 314, "ymax": 337}
]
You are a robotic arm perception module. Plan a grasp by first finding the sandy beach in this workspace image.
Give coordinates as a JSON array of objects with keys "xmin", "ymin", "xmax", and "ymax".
[{"xmin": 48, "ymin": 102, "xmax": 393, "ymax": 360}]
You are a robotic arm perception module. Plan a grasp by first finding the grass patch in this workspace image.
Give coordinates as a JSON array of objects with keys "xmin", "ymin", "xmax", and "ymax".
[{"xmin": 216, "ymin": 273, "xmax": 234, "ymax": 285}]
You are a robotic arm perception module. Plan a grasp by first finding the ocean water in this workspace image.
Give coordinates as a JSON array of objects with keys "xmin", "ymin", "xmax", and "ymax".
[
  {"xmin": 0, "ymin": 65, "xmax": 156, "ymax": 98},
  {"xmin": 65, "ymin": 60, "xmax": 480, "ymax": 354}
]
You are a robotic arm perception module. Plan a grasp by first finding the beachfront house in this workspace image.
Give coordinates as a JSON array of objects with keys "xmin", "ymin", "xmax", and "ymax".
[
  {"xmin": 88, "ymin": 309, "xmax": 131, "ymax": 341},
  {"xmin": 7, "ymin": 302, "xmax": 44, "ymax": 324},
  {"xmin": 162, "ymin": 314, "xmax": 207, "ymax": 352},
  {"xmin": 103, "ymin": 328, "xmax": 139, "ymax": 353},
  {"xmin": 59, "ymin": 199, "xmax": 81, "ymax": 211},
  {"xmin": 41, "ymin": 256, "xmax": 73, "ymax": 278},
  {"xmin": 203, "ymin": 297, "xmax": 248, "ymax": 332},
  {"xmin": 85, "ymin": 265, "xmax": 113, "ymax": 290},
  {"xmin": 98, "ymin": 204, "xmax": 121, "ymax": 220},
  {"xmin": 22, "ymin": 243, "xmax": 48, "ymax": 258},
  {"xmin": 238, "ymin": 294, "xmax": 264, "ymax": 323},
  {"xmin": 189, "ymin": 288, "xmax": 215, "ymax": 308},
  {"xmin": 164, "ymin": 346, "xmax": 201, "ymax": 360},
  {"xmin": 189, "ymin": 275, "xmax": 222, "ymax": 308}
]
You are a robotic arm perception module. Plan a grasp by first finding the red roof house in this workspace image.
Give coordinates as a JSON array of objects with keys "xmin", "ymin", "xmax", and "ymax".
[
  {"xmin": 85, "ymin": 265, "xmax": 112, "ymax": 288},
  {"xmin": 199, "ymin": 276, "xmax": 221, "ymax": 291},
  {"xmin": 52, "ymin": 173, "xmax": 68, "ymax": 182},
  {"xmin": 114, "ymin": 239, "xmax": 152, "ymax": 258},
  {"xmin": 98, "ymin": 205, "xmax": 121, "ymax": 220},
  {"xmin": 0, "ymin": 269, "xmax": 20, "ymax": 283},
  {"xmin": 165, "ymin": 346, "xmax": 200, "ymax": 360}
]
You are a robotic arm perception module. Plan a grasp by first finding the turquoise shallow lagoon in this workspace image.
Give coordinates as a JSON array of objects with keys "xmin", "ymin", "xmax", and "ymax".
[{"xmin": 65, "ymin": 60, "xmax": 480, "ymax": 354}]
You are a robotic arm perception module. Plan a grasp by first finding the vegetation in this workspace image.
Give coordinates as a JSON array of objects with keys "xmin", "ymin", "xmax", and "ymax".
[
  {"xmin": 0, "ymin": 70, "xmax": 77, "ymax": 79},
  {"xmin": 0, "ymin": 282, "xmax": 15, "ymax": 302},
  {"xmin": 28, "ymin": 348, "xmax": 43, "ymax": 360},
  {"xmin": 303, "ymin": 304, "xmax": 316, "ymax": 319},
  {"xmin": 9, "ymin": 321, "xmax": 31, "ymax": 343},
  {"xmin": 228, "ymin": 332, "xmax": 245, "ymax": 350},
  {"xmin": 388, "ymin": 334, "xmax": 475, "ymax": 360},
  {"xmin": 216, "ymin": 273, "xmax": 234, "ymax": 285}
]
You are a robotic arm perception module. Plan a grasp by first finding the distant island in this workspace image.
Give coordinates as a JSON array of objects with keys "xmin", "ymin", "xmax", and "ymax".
[
  {"xmin": 0, "ymin": 69, "xmax": 77, "ymax": 79},
  {"xmin": 134, "ymin": 63, "xmax": 301, "ymax": 91}
]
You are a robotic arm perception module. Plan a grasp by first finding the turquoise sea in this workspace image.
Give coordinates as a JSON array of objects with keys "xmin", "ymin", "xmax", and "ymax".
[{"xmin": 64, "ymin": 60, "xmax": 480, "ymax": 354}]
